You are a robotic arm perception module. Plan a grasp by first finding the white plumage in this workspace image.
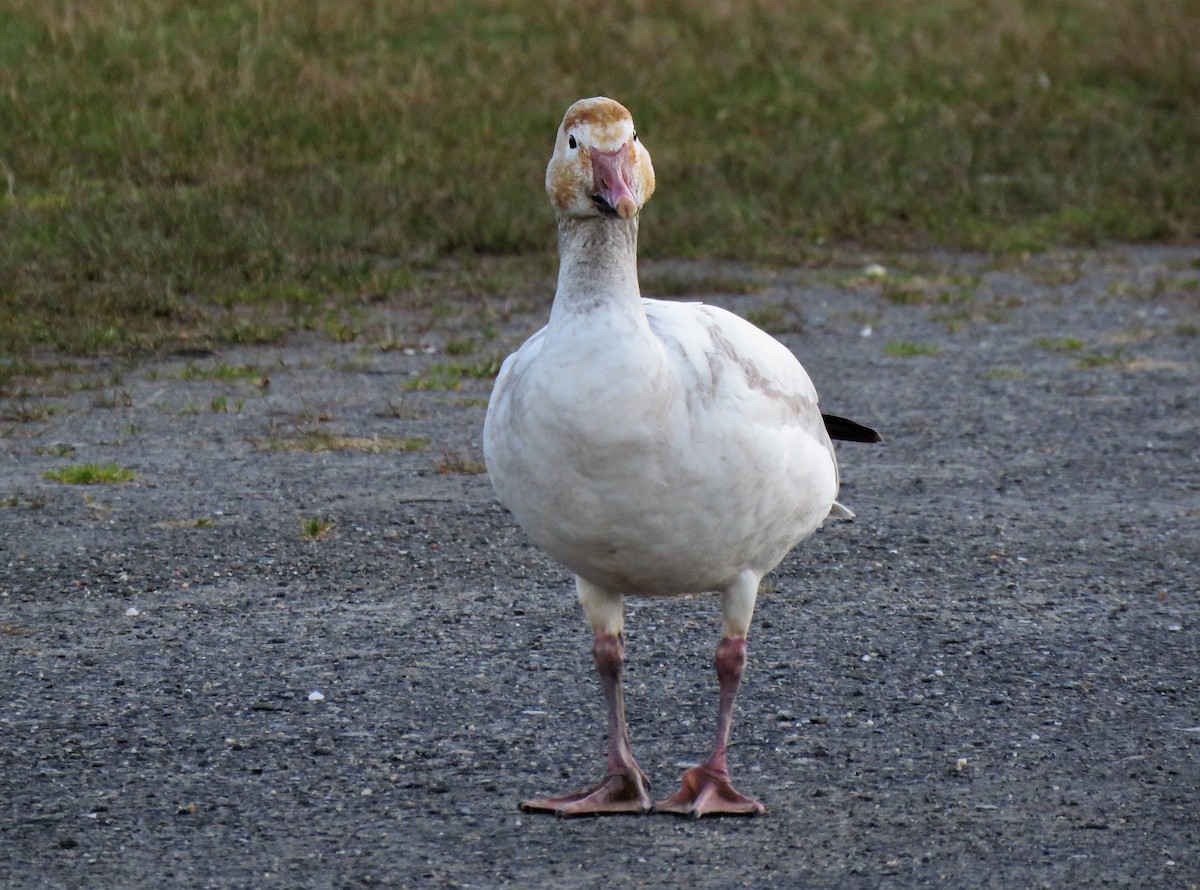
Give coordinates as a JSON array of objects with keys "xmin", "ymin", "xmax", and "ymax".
[
  {"xmin": 487, "ymin": 298, "xmax": 843, "ymax": 598},
  {"xmin": 484, "ymin": 97, "xmax": 874, "ymax": 818}
]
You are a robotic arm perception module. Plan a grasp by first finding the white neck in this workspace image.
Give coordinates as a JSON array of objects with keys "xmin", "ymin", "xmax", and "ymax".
[{"xmin": 548, "ymin": 215, "xmax": 643, "ymax": 327}]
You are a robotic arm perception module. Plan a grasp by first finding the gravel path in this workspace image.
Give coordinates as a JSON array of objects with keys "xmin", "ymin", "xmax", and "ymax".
[{"xmin": 2, "ymin": 247, "xmax": 1198, "ymax": 888}]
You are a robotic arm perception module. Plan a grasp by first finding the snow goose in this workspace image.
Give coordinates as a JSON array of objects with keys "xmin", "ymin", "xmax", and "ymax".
[{"xmin": 483, "ymin": 97, "xmax": 880, "ymax": 818}]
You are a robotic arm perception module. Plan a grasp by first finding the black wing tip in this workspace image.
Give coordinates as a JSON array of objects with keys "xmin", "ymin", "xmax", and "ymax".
[{"xmin": 822, "ymin": 413, "xmax": 884, "ymax": 444}]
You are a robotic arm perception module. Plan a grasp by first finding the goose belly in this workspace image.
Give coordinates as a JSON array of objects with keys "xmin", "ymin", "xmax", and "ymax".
[{"xmin": 486, "ymin": 397, "xmax": 836, "ymax": 595}]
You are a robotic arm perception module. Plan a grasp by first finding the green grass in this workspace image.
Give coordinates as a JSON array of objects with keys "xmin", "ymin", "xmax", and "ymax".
[
  {"xmin": 92, "ymin": 390, "xmax": 131, "ymax": 409},
  {"xmin": 1034, "ymin": 335, "xmax": 1131, "ymax": 366},
  {"xmin": 154, "ymin": 516, "xmax": 215, "ymax": 529},
  {"xmin": 1035, "ymin": 336, "xmax": 1086, "ymax": 351},
  {"xmin": 0, "ymin": 489, "xmax": 48, "ymax": 509},
  {"xmin": 884, "ymin": 341, "xmax": 940, "ymax": 357},
  {"xmin": 1, "ymin": 400, "xmax": 68, "ymax": 422},
  {"xmin": 43, "ymin": 462, "xmax": 136, "ymax": 484},
  {"xmin": 1, "ymin": 1, "xmax": 1197, "ymax": 384},
  {"xmin": 640, "ymin": 270, "xmax": 763, "ymax": 297},
  {"xmin": 179, "ymin": 362, "xmax": 263, "ymax": 383},
  {"xmin": 432, "ymin": 450, "xmax": 488, "ymax": 475},
  {"xmin": 404, "ymin": 357, "xmax": 503, "ymax": 391},
  {"xmin": 1077, "ymin": 348, "xmax": 1128, "ymax": 368},
  {"xmin": 299, "ymin": 516, "xmax": 334, "ymax": 539},
  {"xmin": 984, "ymin": 367, "xmax": 1026, "ymax": 380},
  {"xmin": 743, "ymin": 303, "xmax": 804, "ymax": 334}
]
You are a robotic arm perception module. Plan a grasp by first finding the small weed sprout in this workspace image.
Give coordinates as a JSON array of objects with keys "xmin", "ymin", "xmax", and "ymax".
[
  {"xmin": 432, "ymin": 450, "xmax": 487, "ymax": 475},
  {"xmin": 884, "ymin": 341, "xmax": 940, "ymax": 357},
  {"xmin": 300, "ymin": 516, "xmax": 334, "ymax": 539},
  {"xmin": 44, "ymin": 462, "xmax": 136, "ymax": 484},
  {"xmin": 1035, "ymin": 336, "xmax": 1085, "ymax": 352}
]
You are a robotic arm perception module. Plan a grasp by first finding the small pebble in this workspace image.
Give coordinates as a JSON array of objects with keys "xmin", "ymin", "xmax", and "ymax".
[
  {"xmin": 308, "ymin": 690, "xmax": 325, "ymax": 702},
  {"xmin": 124, "ymin": 607, "xmax": 139, "ymax": 617}
]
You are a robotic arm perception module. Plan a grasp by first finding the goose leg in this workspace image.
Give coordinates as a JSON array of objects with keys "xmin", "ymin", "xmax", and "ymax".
[
  {"xmin": 519, "ymin": 581, "xmax": 651, "ymax": 817},
  {"xmin": 657, "ymin": 572, "xmax": 765, "ymax": 818}
]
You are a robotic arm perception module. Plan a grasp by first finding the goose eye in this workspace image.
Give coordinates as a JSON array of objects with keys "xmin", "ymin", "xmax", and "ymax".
[{"xmin": 568, "ymin": 135, "xmax": 577, "ymax": 150}]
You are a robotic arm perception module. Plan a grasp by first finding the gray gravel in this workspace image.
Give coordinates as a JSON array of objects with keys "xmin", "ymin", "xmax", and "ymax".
[{"xmin": 2, "ymin": 247, "xmax": 1199, "ymax": 888}]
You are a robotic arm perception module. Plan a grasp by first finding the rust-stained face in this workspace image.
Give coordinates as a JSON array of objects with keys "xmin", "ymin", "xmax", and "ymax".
[{"xmin": 546, "ymin": 97, "xmax": 655, "ymax": 220}]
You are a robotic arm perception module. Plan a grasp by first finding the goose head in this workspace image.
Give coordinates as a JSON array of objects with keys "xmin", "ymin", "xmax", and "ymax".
[{"xmin": 546, "ymin": 97, "xmax": 655, "ymax": 221}]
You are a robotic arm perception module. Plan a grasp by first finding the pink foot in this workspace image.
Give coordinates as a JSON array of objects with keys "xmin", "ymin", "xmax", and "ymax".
[
  {"xmin": 655, "ymin": 763, "xmax": 765, "ymax": 818},
  {"xmin": 520, "ymin": 769, "xmax": 652, "ymax": 817}
]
